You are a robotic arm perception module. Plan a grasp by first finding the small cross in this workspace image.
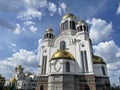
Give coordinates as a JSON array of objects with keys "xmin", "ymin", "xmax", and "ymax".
[{"xmin": 67, "ymin": 7, "xmax": 70, "ymax": 13}]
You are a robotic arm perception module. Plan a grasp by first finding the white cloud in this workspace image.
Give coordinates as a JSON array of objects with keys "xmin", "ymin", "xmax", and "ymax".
[
  {"xmin": 13, "ymin": 24, "xmax": 22, "ymax": 35},
  {"xmin": 117, "ymin": 3, "xmax": 120, "ymax": 15},
  {"xmin": 24, "ymin": 21, "xmax": 35, "ymax": 26},
  {"xmin": 29, "ymin": 25, "xmax": 38, "ymax": 33},
  {"xmin": 58, "ymin": 2, "xmax": 67, "ymax": 15},
  {"xmin": 93, "ymin": 40, "xmax": 120, "ymax": 83},
  {"xmin": 60, "ymin": 3, "xmax": 67, "ymax": 12},
  {"xmin": 0, "ymin": 49, "xmax": 38, "ymax": 79},
  {"xmin": 93, "ymin": 40, "xmax": 120, "ymax": 63},
  {"xmin": 87, "ymin": 18, "xmax": 113, "ymax": 44},
  {"xmin": 48, "ymin": 2, "xmax": 57, "ymax": 16},
  {"xmin": 17, "ymin": 8, "xmax": 42, "ymax": 20},
  {"xmin": 5, "ymin": 41, "xmax": 16, "ymax": 52}
]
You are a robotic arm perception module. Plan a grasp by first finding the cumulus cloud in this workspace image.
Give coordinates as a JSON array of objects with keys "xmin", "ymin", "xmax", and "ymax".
[
  {"xmin": 87, "ymin": 18, "xmax": 113, "ymax": 44},
  {"xmin": 24, "ymin": 21, "xmax": 35, "ymax": 26},
  {"xmin": 5, "ymin": 41, "xmax": 16, "ymax": 52},
  {"xmin": 48, "ymin": 2, "xmax": 57, "ymax": 16},
  {"xmin": 93, "ymin": 40, "xmax": 120, "ymax": 83},
  {"xmin": 17, "ymin": 8, "xmax": 42, "ymax": 20},
  {"xmin": 117, "ymin": 3, "xmax": 120, "ymax": 15},
  {"xmin": 93, "ymin": 40, "xmax": 120, "ymax": 63},
  {"xmin": 13, "ymin": 24, "xmax": 23, "ymax": 35},
  {"xmin": 58, "ymin": 2, "xmax": 67, "ymax": 15},
  {"xmin": 29, "ymin": 25, "xmax": 38, "ymax": 33},
  {"xmin": 0, "ymin": 49, "xmax": 38, "ymax": 79},
  {"xmin": 0, "ymin": 18, "xmax": 24, "ymax": 35}
]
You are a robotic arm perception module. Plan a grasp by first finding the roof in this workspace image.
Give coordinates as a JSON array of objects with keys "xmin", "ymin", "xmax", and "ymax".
[
  {"xmin": 50, "ymin": 50, "xmax": 75, "ymax": 61},
  {"xmin": 93, "ymin": 55, "xmax": 106, "ymax": 64},
  {"xmin": 62, "ymin": 13, "xmax": 76, "ymax": 20}
]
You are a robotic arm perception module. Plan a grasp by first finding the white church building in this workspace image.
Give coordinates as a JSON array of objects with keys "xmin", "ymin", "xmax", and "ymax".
[
  {"xmin": 5, "ymin": 65, "xmax": 37, "ymax": 90},
  {"xmin": 36, "ymin": 13, "xmax": 110, "ymax": 90}
]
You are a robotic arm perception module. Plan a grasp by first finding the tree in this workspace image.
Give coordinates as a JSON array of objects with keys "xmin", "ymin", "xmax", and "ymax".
[{"xmin": 0, "ymin": 74, "xmax": 5, "ymax": 90}]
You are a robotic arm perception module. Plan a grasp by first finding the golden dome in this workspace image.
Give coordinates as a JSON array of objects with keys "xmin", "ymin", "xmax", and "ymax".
[
  {"xmin": 77, "ymin": 20, "xmax": 88, "ymax": 26},
  {"xmin": 46, "ymin": 28, "xmax": 53, "ymax": 32},
  {"xmin": 10, "ymin": 78, "xmax": 16, "ymax": 83},
  {"xmin": 50, "ymin": 50, "xmax": 75, "ymax": 61},
  {"xmin": 62, "ymin": 13, "xmax": 76, "ymax": 20},
  {"xmin": 93, "ymin": 55, "xmax": 106, "ymax": 64},
  {"xmin": 16, "ymin": 65, "xmax": 24, "ymax": 70},
  {"xmin": 45, "ymin": 28, "xmax": 54, "ymax": 34}
]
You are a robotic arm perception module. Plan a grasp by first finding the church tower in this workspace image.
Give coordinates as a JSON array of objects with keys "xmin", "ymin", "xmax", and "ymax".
[
  {"xmin": 60, "ymin": 13, "xmax": 77, "ymax": 35},
  {"xmin": 36, "ymin": 13, "xmax": 110, "ymax": 90}
]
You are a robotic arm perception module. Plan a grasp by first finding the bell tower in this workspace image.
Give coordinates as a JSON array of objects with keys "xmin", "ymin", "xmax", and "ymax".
[{"xmin": 60, "ymin": 13, "xmax": 77, "ymax": 35}]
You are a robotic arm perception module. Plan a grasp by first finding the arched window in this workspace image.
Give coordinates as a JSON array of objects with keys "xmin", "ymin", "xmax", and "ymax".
[
  {"xmin": 101, "ymin": 66, "xmax": 106, "ymax": 75},
  {"xmin": 80, "ymin": 26, "xmax": 82, "ymax": 31},
  {"xmin": 66, "ymin": 62, "xmax": 70, "ymax": 72},
  {"xmin": 40, "ymin": 85, "xmax": 44, "ymax": 90},
  {"xmin": 85, "ymin": 85, "xmax": 90, "ymax": 90},
  {"xmin": 63, "ymin": 20, "xmax": 68, "ymax": 30},
  {"xmin": 70, "ymin": 21, "xmax": 75, "ymax": 30},
  {"xmin": 60, "ymin": 41, "xmax": 66, "ymax": 50}
]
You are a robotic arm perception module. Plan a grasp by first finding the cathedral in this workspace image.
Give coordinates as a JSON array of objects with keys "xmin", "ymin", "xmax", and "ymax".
[{"xmin": 36, "ymin": 13, "xmax": 110, "ymax": 90}]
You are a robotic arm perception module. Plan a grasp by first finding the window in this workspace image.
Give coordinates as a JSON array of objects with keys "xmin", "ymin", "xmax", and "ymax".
[
  {"xmin": 81, "ymin": 51, "xmax": 88, "ymax": 73},
  {"xmin": 81, "ymin": 51, "xmax": 85, "ymax": 72},
  {"xmin": 40, "ymin": 85, "xmax": 44, "ymax": 90},
  {"xmin": 61, "ymin": 23, "xmax": 64, "ymax": 31},
  {"xmin": 60, "ymin": 41, "xmax": 66, "ymax": 50},
  {"xmin": 72, "ymin": 21, "xmax": 75, "ymax": 29},
  {"xmin": 83, "ymin": 25, "xmax": 86, "ymax": 31},
  {"xmin": 84, "ymin": 51, "xmax": 88, "ymax": 72},
  {"xmin": 102, "ymin": 66, "xmax": 106, "ymax": 75},
  {"xmin": 77, "ymin": 27, "xmax": 80, "ymax": 32},
  {"xmin": 70, "ymin": 21, "xmax": 75, "ymax": 29},
  {"xmin": 41, "ymin": 56, "xmax": 47, "ymax": 74},
  {"xmin": 63, "ymin": 20, "xmax": 68, "ymax": 30},
  {"xmin": 66, "ymin": 62, "xmax": 70, "ymax": 72},
  {"xmin": 80, "ymin": 26, "xmax": 82, "ymax": 31}
]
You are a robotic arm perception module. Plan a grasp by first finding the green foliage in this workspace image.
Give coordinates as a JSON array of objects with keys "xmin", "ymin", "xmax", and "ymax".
[
  {"xmin": 111, "ymin": 87, "xmax": 120, "ymax": 90},
  {"xmin": 0, "ymin": 74, "xmax": 5, "ymax": 90}
]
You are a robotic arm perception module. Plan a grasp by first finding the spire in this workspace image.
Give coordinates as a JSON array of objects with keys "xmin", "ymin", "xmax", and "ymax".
[{"xmin": 67, "ymin": 7, "xmax": 70, "ymax": 14}]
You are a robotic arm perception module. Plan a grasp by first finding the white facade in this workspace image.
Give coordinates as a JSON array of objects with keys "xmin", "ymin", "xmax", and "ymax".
[
  {"xmin": 39, "ymin": 14, "xmax": 96, "ymax": 76},
  {"xmin": 5, "ymin": 65, "xmax": 37, "ymax": 90},
  {"xmin": 37, "ymin": 13, "xmax": 110, "ymax": 90}
]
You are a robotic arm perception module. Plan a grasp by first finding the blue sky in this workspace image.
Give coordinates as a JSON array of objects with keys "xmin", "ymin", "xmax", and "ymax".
[{"xmin": 0, "ymin": 0, "xmax": 120, "ymax": 85}]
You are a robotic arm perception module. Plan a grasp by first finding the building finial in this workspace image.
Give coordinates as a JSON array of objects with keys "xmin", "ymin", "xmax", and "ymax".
[
  {"xmin": 67, "ymin": 7, "xmax": 70, "ymax": 13},
  {"xmin": 80, "ymin": 17, "xmax": 82, "ymax": 20},
  {"xmin": 48, "ymin": 24, "xmax": 52, "ymax": 29}
]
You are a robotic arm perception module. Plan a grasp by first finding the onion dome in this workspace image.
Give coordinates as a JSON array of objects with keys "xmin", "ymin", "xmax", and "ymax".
[
  {"xmin": 10, "ymin": 78, "xmax": 16, "ymax": 83},
  {"xmin": 18, "ymin": 65, "xmax": 24, "ymax": 70},
  {"xmin": 15, "ymin": 65, "xmax": 24, "ymax": 70},
  {"xmin": 77, "ymin": 20, "xmax": 88, "ymax": 26},
  {"xmin": 45, "ymin": 28, "xmax": 54, "ymax": 34},
  {"xmin": 44, "ymin": 27, "xmax": 55, "ymax": 39},
  {"xmin": 50, "ymin": 50, "xmax": 75, "ymax": 61},
  {"xmin": 76, "ymin": 19, "xmax": 88, "ymax": 32},
  {"xmin": 93, "ymin": 55, "xmax": 106, "ymax": 64},
  {"xmin": 62, "ymin": 13, "xmax": 77, "ymax": 20}
]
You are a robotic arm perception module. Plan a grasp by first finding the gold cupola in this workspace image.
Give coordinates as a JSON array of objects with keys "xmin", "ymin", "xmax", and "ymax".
[
  {"xmin": 15, "ymin": 65, "xmax": 24, "ymax": 70},
  {"xmin": 93, "ymin": 55, "xmax": 106, "ymax": 64},
  {"xmin": 76, "ymin": 19, "xmax": 88, "ymax": 32},
  {"xmin": 44, "ymin": 27, "xmax": 55, "ymax": 39},
  {"xmin": 62, "ymin": 13, "xmax": 77, "ymax": 20},
  {"xmin": 60, "ymin": 13, "xmax": 77, "ymax": 34},
  {"xmin": 10, "ymin": 77, "xmax": 16, "ymax": 83},
  {"xmin": 50, "ymin": 50, "xmax": 75, "ymax": 61}
]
